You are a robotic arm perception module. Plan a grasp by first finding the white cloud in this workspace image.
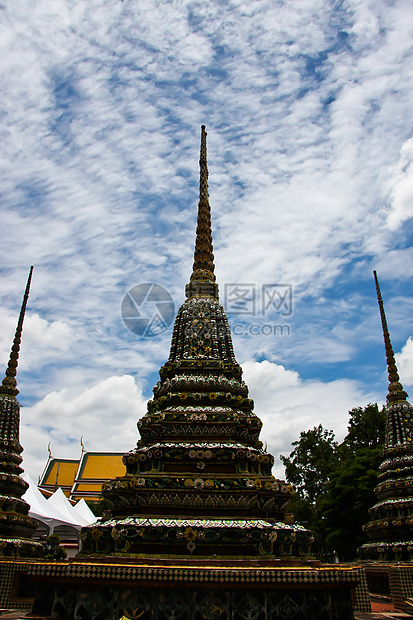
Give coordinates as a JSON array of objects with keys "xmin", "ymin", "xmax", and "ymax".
[
  {"xmin": 396, "ymin": 337, "xmax": 413, "ymax": 388},
  {"xmin": 387, "ymin": 138, "xmax": 413, "ymax": 230},
  {"xmin": 19, "ymin": 359, "xmax": 382, "ymax": 484},
  {"xmin": 242, "ymin": 360, "xmax": 381, "ymax": 479},
  {"xmin": 0, "ymin": 311, "xmax": 73, "ymax": 372},
  {"xmin": 21, "ymin": 375, "xmax": 146, "ymax": 479},
  {"xmin": 373, "ymin": 248, "xmax": 413, "ymax": 280},
  {"xmin": 242, "ymin": 360, "xmax": 300, "ymax": 391},
  {"xmin": 0, "ymin": 0, "xmax": 411, "ymax": 484}
]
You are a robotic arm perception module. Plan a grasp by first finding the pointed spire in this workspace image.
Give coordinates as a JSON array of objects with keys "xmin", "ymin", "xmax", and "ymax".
[
  {"xmin": 0, "ymin": 266, "xmax": 33, "ymax": 397},
  {"xmin": 185, "ymin": 126, "xmax": 219, "ymax": 300},
  {"xmin": 193, "ymin": 125, "xmax": 215, "ymax": 276},
  {"xmin": 373, "ymin": 270, "xmax": 408, "ymax": 403}
]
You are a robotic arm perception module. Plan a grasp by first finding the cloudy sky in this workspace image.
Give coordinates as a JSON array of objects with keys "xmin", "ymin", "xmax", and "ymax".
[{"xmin": 0, "ymin": 0, "xmax": 412, "ymax": 481}]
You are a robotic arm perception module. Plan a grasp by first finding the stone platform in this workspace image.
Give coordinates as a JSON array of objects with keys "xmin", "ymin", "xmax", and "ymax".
[
  {"xmin": 0, "ymin": 558, "xmax": 368, "ymax": 619},
  {"xmin": 362, "ymin": 563, "xmax": 413, "ymax": 615}
]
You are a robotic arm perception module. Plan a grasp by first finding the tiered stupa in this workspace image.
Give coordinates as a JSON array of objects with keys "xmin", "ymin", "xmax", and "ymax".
[
  {"xmin": 360, "ymin": 271, "xmax": 413, "ymax": 561},
  {"xmin": 80, "ymin": 126, "xmax": 313, "ymax": 560},
  {"xmin": 21, "ymin": 128, "xmax": 361, "ymax": 620},
  {"xmin": 0, "ymin": 267, "xmax": 42, "ymax": 557}
]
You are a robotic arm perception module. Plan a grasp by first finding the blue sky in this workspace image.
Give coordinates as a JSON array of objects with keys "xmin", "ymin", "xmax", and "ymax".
[{"xmin": 0, "ymin": 0, "xmax": 412, "ymax": 480}]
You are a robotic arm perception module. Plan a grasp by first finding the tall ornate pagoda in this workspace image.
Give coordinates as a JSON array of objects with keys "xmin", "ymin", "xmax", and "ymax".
[
  {"xmin": 0, "ymin": 267, "xmax": 42, "ymax": 557},
  {"xmin": 25, "ymin": 128, "xmax": 361, "ymax": 620},
  {"xmin": 360, "ymin": 271, "xmax": 413, "ymax": 561},
  {"xmin": 80, "ymin": 126, "xmax": 313, "ymax": 560}
]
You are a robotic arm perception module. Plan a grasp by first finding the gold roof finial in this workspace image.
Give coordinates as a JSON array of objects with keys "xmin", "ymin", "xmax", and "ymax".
[
  {"xmin": 185, "ymin": 126, "xmax": 218, "ymax": 299},
  {"xmin": 0, "ymin": 267, "xmax": 34, "ymax": 397},
  {"xmin": 373, "ymin": 270, "xmax": 408, "ymax": 403}
]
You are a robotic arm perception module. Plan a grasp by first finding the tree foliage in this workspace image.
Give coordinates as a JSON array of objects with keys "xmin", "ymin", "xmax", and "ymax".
[
  {"xmin": 341, "ymin": 404, "xmax": 385, "ymax": 453},
  {"xmin": 42, "ymin": 534, "xmax": 67, "ymax": 560},
  {"xmin": 280, "ymin": 403, "xmax": 386, "ymax": 561},
  {"xmin": 320, "ymin": 447, "xmax": 383, "ymax": 560},
  {"xmin": 280, "ymin": 425, "xmax": 338, "ymax": 503}
]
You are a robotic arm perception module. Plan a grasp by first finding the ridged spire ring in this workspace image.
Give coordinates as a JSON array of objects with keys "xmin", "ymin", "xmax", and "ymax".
[
  {"xmin": 186, "ymin": 126, "xmax": 218, "ymax": 299},
  {"xmin": 0, "ymin": 266, "xmax": 34, "ymax": 397},
  {"xmin": 374, "ymin": 270, "xmax": 408, "ymax": 402}
]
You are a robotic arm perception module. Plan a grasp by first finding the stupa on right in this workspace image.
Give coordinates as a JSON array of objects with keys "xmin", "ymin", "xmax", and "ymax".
[{"xmin": 360, "ymin": 271, "xmax": 413, "ymax": 561}]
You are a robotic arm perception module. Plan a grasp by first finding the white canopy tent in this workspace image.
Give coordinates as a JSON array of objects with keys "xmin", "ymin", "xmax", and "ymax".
[
  {"xmin": 72, "ymin": 498, "xmax": 97, "ymax": 525},
  {"xmin": 22, "ymin": 473, "xmax": 96, "ymax": 537}
]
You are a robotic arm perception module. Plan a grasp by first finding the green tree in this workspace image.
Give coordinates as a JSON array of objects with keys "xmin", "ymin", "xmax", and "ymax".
[
  {"xmin": 324, "ymin": 403, "xmax": 385, "ymax": 560},
  {"xmin": 280, "ymin": 425, "xmax": 338, "ymax": 557},
  {"xmin": 281, "ymin": 403, "xmax": 386, "ymax": 561},
  {"xmin": 321, "ymin": 447, "xmax": 383, "ymax": 560},
  {"xmin": 280, "ymin": 424, "xmax": 338, "ymax": 502},
  {"xmin": 42, "ymin": 534, "xmax": 67, "ymax": 560},
  {"xmin": 341, "ymin": 403, "xmax": 385, "ymax": 453}
]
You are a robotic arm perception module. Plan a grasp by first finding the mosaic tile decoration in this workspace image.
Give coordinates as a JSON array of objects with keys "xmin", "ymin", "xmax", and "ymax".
[
  {"xmin": 20, "ymin": 559, "xmax": 362, "ymax": 620},
  {"xmin": 24, "ymin": 559, "xmax": 360, "ymax": 586},
  {"xmin": 351, "ymin": 566, "xmax": 371, "ymax": 613},
  {"xmin": 0, "ymin": 561, "xmax": 33, "ymax": 610},
  {"xmin": 44, "ymin": 585, "xmax": 354, "ymax": 620},
  {"xmin": 0, "ymin": 558, "xmax": 374, "ymax": 614}
]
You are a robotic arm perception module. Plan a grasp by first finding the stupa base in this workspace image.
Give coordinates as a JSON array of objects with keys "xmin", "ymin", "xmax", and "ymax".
[
  {"xmin": 78, "ymin": 517, "xmax": 314, "ymax": 559},
  {"xmin": 0, "ymin": 536, "xmax": 43, "ymax": 559},
  {"xmin": 360, "ymin": 540, "xmax": 413, "ymax": 562},
  {"xmin": 5, "ymin": 558, "xmax": 364, "ymax": 619}
]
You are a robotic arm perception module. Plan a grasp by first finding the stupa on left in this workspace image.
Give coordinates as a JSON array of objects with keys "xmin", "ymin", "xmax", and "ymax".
[{"xmin": 0, "ymin": 266, "xmax": 42, "ymax": 557}]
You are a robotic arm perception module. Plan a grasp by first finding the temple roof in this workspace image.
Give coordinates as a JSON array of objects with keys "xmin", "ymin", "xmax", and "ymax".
[
  {"xmin": 39, "ymin": 458, "xmax": 80, "ymax": 497},
  {"xmin": 71, "ymin": 452, "xmax": 126, "ymax": 501},
  {"xmin": 39, "ymin": 452, "xmax": 125, "ymax": 501}
]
